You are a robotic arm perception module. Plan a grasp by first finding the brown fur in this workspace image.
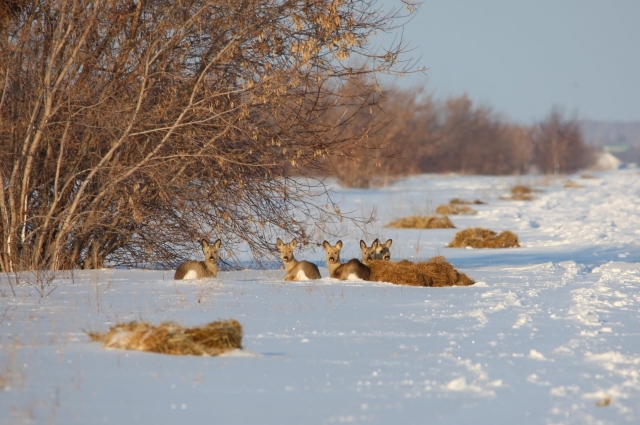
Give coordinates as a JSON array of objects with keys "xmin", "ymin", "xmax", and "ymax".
[
  {"xmin": 447, "ymin": 227, "xmax": 520, "ymax": 249},
  {"xmin": 360, "ymin": 239, "xmax": 393, "ymax": 262},
  {"xmin": 276, "ymin": 238, "xmax": 321, "ymax": 281},
  {"xmin": 323, "ymin": 240, "xmax": 371, "ymax": 280},
  {"xmin": 367, "ymin": 257, "xmax": 474, "ymax": 287},
  {"xmin": 174, "ymin": 239, "xmax": 220, "ymax": 280},
  {"xmin": 87, "ymin": 319, "xmax": 242, "ymax": 356},
  {"xmin": 386, "ymin": 216, "xmax": 455, "ymax": 229},
  {"xmin": 376, "ymin": 239, "xmax": 393, "ymax": 261}
]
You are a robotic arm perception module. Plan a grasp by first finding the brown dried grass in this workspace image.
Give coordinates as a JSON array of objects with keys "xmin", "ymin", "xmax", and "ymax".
[
  {"xmin": 450, "ymin": 198, "xmax": 485, "ymax": 205},
  {"xmin": 563, "ymin": 180, "xmax": 584, "ymax": 188},
  {"xmin": 87, "ymin": 319, "xmax": 243, "ymax": 356},
  {"xmin": 434, "ymin": 204, "xmax": 478, "ymax": 215},
  {"xmin": 386, "ymin": 215, "xmax": 455, "ymax": 229},
  {"xmin": 511, "ymin": 185, "xmax": 533, "ymax": 195},
  {"xmin": 367, "ymin": 257, "xmax": 474, "ymax": 287},
  {"xmin": 447, "ymin": 227, "xmax": 520, "ymax": 249},
  {"xmin": 500, "ymin": 185, "xmax": 536, "ymax": 201}
]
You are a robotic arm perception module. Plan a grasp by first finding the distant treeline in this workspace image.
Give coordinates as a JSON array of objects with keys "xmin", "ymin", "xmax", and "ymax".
[
  {"xmin": 580, "ymin": 120, "xmax": 640, "ymax": 165},
  {"xmin": 325, "ymin": 84, "xmax": 597, "ymax": 187}
]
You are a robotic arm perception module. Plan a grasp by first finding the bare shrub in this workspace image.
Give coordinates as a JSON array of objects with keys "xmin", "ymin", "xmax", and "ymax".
[
  {"xmin": 0, "ymin": 0, "xmax": 419, "ymax": 271},
  {"xmin": 325, "ymin": 91, "xmax": 537, "ymax": 186},
  {"xmin": 3, "ymin": 270, "xmax": 57, "ymax": 298},
  {"xmin": 532, "ymin": 109, "xmax": 597, "ymax": 174},
  {"xmin": 447, "ymin": 228, "xmax": 520, "ymax": 249},
  {"xmin": 386, "ymin": 215, "xmax": 455, "ymax": 229},
  {"xmin": 326, "ymin": 84, "xmax": 425, "ymax": 188},
  {"xmin": 416, "ymin": 95, "xmax": 533, "ymax": 175}
]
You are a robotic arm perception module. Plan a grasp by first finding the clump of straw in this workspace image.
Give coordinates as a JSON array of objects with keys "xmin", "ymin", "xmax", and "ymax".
[
  {"xmin": 386, "ymin": 215, "xmax": 455, "ymax": 229},
  {"xmin": 447, "ymin": 227, "xmax": 520, "ymax": 249},
  {"xmin": 450, "ymin": 198, "xmax": 485, "ymax": 205},
  {"xmin": 434, "ymin": 204, "xmax": 478, "ymax": 215},
  {"xmin": 502, "ymin": 185, "xmax": 536, "ymax": 201},
  {"xmin": 367, "ymin": 257, "xmax": 474, "ymax": 287},
  {"xmin": 87, "ymin": 319, "xmax": 243, "ymax": 356}
]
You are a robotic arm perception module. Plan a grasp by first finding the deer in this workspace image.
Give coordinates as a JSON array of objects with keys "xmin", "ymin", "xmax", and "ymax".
[
  {"xmin": 276, "ymin": 238, "xmax": 322, "ymax": 281},
  {"xmin": 174, "ymin": 239, "xmax": 221, "ymax": 280},
  {"xmin": 322, "ymin": 240, "xmax": 371, "ymax": 280},
  {"xmin": 359, "ymin": 238, "xmax": 393, "ymax": 264}
]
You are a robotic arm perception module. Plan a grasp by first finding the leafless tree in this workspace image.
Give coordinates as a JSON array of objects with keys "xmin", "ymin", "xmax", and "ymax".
[
  {"xmin": 532, "ymin": 109, "xmax": 596, "ymax": 174},
  {"xmin": 0, "ymin": 0, "xmax": 420, "ymax": 271}
]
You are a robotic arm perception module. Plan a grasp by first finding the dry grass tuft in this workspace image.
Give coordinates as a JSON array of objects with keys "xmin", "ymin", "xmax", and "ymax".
[
  {"xmin": 434, "ymin": 204, "xmax": 478, "ymax": 215},
  {"xmin": 563, "ymin": 180, "xmax": 583, "ymax": 188},
  {"xmin": 580, "ymin": 174, "xmax": 597, "ymax": 179},
  {"xmin": 450, "ymin": 198, "xmax": 485, "ymax": 205},
  {"xmin": 501, "ymin": 185, "xmax": 536, "ymax": 201},
  {"xmin": 87, "ymin": 319, "xmax": 243, "ymax": 356},
  {"xmin": 367, "ymin": 257, "xmax": 474, "ymax": 287},
  {"xmin": 386, "ymin": 215, "xmax": 455, "ymax": 229},
  {"xmin": 511, "ymin": 185, "xmax": 533, "ymax": 195},
  {"xmin": 447, "ymin": 227, "xmax": 520, "ymax": 249}
]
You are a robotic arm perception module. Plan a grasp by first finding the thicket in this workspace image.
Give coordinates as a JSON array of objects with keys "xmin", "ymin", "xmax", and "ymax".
[
  {"xmin": 0, "ymin": 0, "xmax": 420, "ymax": 271},
  {"xmin": 327, "ymin": 89, "xmax": 597, "ymax": 187}
]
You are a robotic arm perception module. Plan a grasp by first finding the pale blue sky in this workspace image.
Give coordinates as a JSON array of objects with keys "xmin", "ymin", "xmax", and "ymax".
[{"xmin": 382, "ymin": 0, "xmax": 640, "ymax": 123}]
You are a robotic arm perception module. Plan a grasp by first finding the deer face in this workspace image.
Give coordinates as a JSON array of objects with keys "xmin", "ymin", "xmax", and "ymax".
[
  {"xmin": 376, "ymin": 239, "xmax": 392, "ymax": 261},
  {"xmin": 360, "ymin": 239, "xmax": 379, "ymax": 263},
  {"xmin": 276, "ymin": 238, "xmax": 296, "ymax": 263},
  {"xmin": 322, "ymin": 240, "xmax": 343, "ymax": 265},
  {"xmin": 202, "ymin": 239, "xmax": 221, "ymax": 263}
]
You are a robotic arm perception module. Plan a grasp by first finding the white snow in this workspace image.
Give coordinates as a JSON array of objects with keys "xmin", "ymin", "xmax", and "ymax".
[
  {"xmin": 591, "ymin": 152, "xmax": 623, "ymax": 171},
  {"xmin": 1, "ymin": 169, "xmax": 640, "ymax": 424}
]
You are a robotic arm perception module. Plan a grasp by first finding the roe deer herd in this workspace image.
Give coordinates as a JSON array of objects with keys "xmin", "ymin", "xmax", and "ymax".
[{"xmin": 174, "ymin": 237, "xmax": 392, "ymax": 281}]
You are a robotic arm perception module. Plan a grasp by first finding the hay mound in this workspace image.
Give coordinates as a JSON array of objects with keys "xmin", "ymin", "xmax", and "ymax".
[
  {"xmin": 450, "ymin": 198, "xmax": 485, "ymax": 205},
  {"xmin": 87, "ymin": 319, "xmax": 243, "ymax": 356},
  {"xmin": 386, "ymin": 215, "xmax": 455, "ymax": 229},
  {"xmin": 435, "ymin": 204, "xmax": 478, "ymax": 215},
  {"xmin": 564, "ymin": 180, "xmax": 583, "ymax": 188},
  {"xmin": 368, "ymin": 257, "xmax": 474, "ymax": 287},
  {"xmin": 502, "ymin": 185, "xmax": 535, "ymax": 201},
  {"xmin": 447, "ymin": 227, "xmax": 520, "ymax": 249},
  {"xmin": 511, "ymin": 185, "xmax": 532, "ymax": 195}
]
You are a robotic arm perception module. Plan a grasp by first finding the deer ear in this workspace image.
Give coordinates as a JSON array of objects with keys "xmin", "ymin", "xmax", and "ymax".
[
  {"xmin": 360, "ymin": 240, "xmax": 366, "ymax": 250},
  {"xmin": 336, "ymin": 240, "xmax": 343, "ymax": 250},
  {"xmin": 213, "ymin": 239, "xmax": 221, "ymax": 250},
  {"xmin": 276, "ymin": 238, "xmax": 284, "ymax": 248},
  {"xmin": 322, "ymin": 240, "xmax": 330, "ymax": 250},
  {"xmin": 201, "ymin": 239, "xmax": 209, "ymax": 248},
  {"xmin": 373, "ymin": 239, "xmax": 380, "ymax": 248},
  {"xmin": 384, "ymin": 239, "xmax": 393, "ymax": 248},
  {"xmin": 291, "ymin": 238, "xmax": 297, "ymax": 248}
]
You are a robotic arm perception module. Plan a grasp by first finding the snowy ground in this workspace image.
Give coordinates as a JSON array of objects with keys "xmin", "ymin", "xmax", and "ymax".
[{"xmin": 1, "ymin": 169, "xmax": 639, "ymax": 425}]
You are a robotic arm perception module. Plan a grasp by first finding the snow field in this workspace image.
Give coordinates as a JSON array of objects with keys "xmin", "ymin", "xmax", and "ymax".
[{"xmin": 1, "ymin": 169, "xmax": 639, "ymax": 424}]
